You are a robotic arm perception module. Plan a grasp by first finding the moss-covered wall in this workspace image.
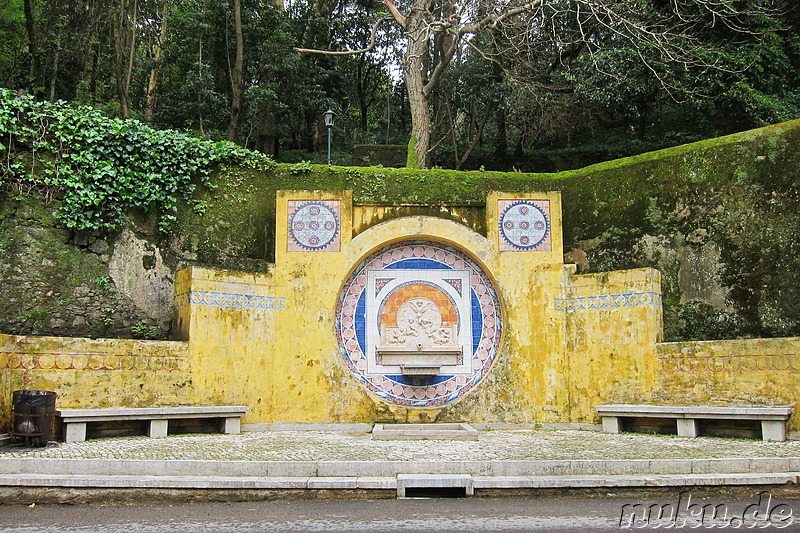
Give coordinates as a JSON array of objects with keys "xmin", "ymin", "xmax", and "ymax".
[
  {"xmin": 559, "ymin": 120, "xmax": 800, "ymax": 341},
  {"xmin": 0, "ymin": 198, "xmax": 160, "ymax": 339},
  {"xmin": 1, "ymin": 119, "xmax": 798, "ymax": 342}
]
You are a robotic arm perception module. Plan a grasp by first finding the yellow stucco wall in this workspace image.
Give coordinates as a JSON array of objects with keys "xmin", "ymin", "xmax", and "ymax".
[
  {"xmin": 0, "ymin": 334, "xmax": 191, "ymax": 430},
  {"xmin": 1, "ymin": 190, "xmax": 796, "ymax": 435},
  {"xmin": 654, "ymin": 338, "xmax": 800, "ymax": 432},
  {"xmin": 164, "ymin": 190, "xmax": 667, "ymax": 426},
  {"xmin": 173, "ymin": 266, "xmax": 283, "ymax": 424},
  {"xmin": 561, "ymin": 268, "xmax": 663, "ymax": 423}
]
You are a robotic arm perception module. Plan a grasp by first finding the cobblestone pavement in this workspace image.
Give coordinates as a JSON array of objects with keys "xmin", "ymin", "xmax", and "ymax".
[{"xmin": 1, "ymin": 429, "xmax": 799, "ymax": 462}]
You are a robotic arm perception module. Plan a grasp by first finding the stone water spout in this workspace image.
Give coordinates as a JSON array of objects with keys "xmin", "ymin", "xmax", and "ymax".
[{"xmin": 376, "ymin": 297, "xmax": 462, "ymax": 376}]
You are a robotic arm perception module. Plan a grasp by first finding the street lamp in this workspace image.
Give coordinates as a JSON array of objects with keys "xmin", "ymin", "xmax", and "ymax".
[{"xmin": 323, "ymin": 109, "xmax": 336, "ymax": 165}]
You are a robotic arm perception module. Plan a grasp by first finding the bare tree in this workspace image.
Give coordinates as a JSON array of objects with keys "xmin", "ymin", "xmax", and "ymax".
[
  {"xmin": 23, "ymin": 0, "xmax": 41, "ymax": 95},
  {"xmin": 145, "ymin": 3, "xmax": 169, "ymax": 123},
  {"xmin": 297, "ymin": 0, "xmax": 778, "ymax": 169},
  {"xmin": 227, "ymin": 0, "xmax": 245, "ymax": 142},
  {"xmin": 114, "ymin": 0, "xmax": 138, "ymax": 119}
]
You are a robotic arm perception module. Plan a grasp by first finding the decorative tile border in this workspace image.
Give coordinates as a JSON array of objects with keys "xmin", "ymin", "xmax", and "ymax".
[
  {"xmin": 287, "ymin": 200, "xmax": 341, "ymax": 252},
  {"xmin": 175, "ymin": 291, "xmax": 287, "ymax": 310},
  {"xmin": 0, "ymin": 352, "xmax": 188, "ymax": 372},
  {"xmin": 554, "ymin": 292, "xmax": 662, "ymax": 311},
  {"xmin": 658, "ymin": 354, "xmax": 799, "ymax": 373},
  {"xmin": 498, "ymin": 199, "xmax": 552, "ymax": 252},
  {"xmin": 336, "ymin": 240, "xmax": 502, "ymax": 408}
]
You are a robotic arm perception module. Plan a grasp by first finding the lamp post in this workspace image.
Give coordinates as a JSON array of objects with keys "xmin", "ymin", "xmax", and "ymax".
[{"xmin": 323, "ymin": 109, "xmax": 335, "ymax": 165}]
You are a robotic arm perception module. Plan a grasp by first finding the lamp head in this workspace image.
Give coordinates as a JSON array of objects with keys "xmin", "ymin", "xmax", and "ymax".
[{"xmin": 323, "ymin": 109, "xmax": 336, "ymax": 128}]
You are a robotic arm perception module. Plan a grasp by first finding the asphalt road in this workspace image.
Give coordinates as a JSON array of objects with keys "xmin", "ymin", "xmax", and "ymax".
[{"xmin": 1, "ymin": 492, "xmax": 799, "ymax": 532}]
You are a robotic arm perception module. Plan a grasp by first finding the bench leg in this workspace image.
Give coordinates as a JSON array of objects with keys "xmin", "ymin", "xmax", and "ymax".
[
  {"xmin": 148, "ymin": 419, "xmax": 168, "ymax": 438},
  {"xmin": 64, "ymin": 422, "xmax": 87, "ymax": 443},
  {"xmin": 677, "ymin": 418, "xmax": 699, "ymax": 438},
  {"xmin": 601, "ymin": 416, "xmax": 622, "ymax": 434},
  {"xmin": 220, "ymin": 417, "xmax": 241, "ymax": 434},
  {"xmin": 761, "ymin": 421, "xmax": 786, "ymax": 442}
]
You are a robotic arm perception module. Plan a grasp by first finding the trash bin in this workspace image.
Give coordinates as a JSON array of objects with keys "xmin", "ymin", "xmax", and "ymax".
[{"xmin": 11, "ymin": 390, "xmax": 57, "ymax": 447}]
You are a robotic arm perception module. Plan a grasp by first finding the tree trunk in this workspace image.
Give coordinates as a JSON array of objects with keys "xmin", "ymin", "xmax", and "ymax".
[
  {"xmin": 356, "ymin": 58, "xmax": 370, "ymax": 134},
  {"xmin": 80, "ymin": 41, "xmax": 96, "ymax": 102},
  {"xmin": 23, "ymin": 0, "xmax": 41, "ymax": 95},
  {"xmin": 455, "ymin": 100, "xmax": 494, "ymax": 170},
  {"xmin": 403, "ymin": 11, "xmax": 431, "ymax": 169},
  {"xmin": 145, "ymin": 5, "xmax": 169, "ymax": 124},
  {"xmin": 125, "ymin": 0, "xmax": 137, "ymax": 95},
  {"xmin": 113, "ymin": 0, "xmax": 136, "ymax": 119},
  {"xmin": 227, "ymin": 0, "xmax": 244, "ymax": 143},
  {"xmin": 494, "ymin": 105, "xmax": 507, "ymax": 163},
  {"xmin": 254, "ymin": 103, "xmax": 279, "ymax": 155},
  {"xmin": 48, "ymin": 24, "xmax": 63, "ymax": 102}
]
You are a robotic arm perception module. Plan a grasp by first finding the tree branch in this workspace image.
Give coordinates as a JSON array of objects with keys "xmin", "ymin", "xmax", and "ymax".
[
  {"xmin": 383, "ymin": 0, "xmax": 407, "ymax": 29},
  {"xmin": 423, "ymin": 32, "xmax": 458, "ymax": 98},
  {"xmin": 460, "ymin": 0, "xmax": 545, "ymax": 36},
  {"xmin": 294, "ymin": 16, "xmax": 392, "ymax": 55},
  {"xmin": 457, "ymin": 98, "xmax": 495, "ymax": 169}
]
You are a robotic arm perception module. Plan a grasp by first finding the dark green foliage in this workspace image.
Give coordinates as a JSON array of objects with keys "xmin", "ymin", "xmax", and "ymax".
[
  {"xmin": 0, "ymin": 0, "xmax": 27, "ymax": 90},
  {"xmin": 714, "ymin": 183, "xmax": 800, "ymax": 338},
  {"xmin": 131, "ymin": 321, "xmax": 161, "ymax": 340},
  {"xmin": 665, "ymin": 302, "xmax": 743, "ymax": 342},
  {"xmin": 3, "ymin": 0, "xmax": 798, "ymax": 171},
  {"xmin": 0, "ymin": 89, "xmax": 275, "ymax": 231}
]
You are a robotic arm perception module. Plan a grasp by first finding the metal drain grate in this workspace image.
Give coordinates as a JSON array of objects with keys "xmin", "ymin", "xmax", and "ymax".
[{"xmin": 396, "ymin": 474, "xmax": 474, "ymax": 498}]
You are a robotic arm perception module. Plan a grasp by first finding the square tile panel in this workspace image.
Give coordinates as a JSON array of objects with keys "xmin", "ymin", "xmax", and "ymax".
[
  {"xmin": 287, "ymin": 200, "xmax": 341, "ymax": 252},
  {"xmin": 366, "ymin": 269, "xmax": 472, "ymax": 375},
  {"xmin": 498, "ymin": 199, "xmax": 552, "ymax": 252}
]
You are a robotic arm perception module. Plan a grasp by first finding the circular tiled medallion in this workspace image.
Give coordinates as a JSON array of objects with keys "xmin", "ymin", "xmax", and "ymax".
[
  {"xmin": 499, "ymin": 201, "xmax": 550, "ymax": 250},
  {"xmin": 336, "ymin": 240, "xmax": 502, "ymax": 407},
  {"xmin": 288, "ymin": 202, "xmax": 340, "ymax": 250}
]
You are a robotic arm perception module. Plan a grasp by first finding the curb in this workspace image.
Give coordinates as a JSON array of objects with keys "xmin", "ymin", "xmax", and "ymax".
[
  {"xmin": 0, "ymin": 473, "xmax": 796, "ymax": 491},
  {"xmin": 2, "ymin": 457, "xmax": 800, "ymax": 477},
  {"xmin": 0, "ymin": 458, "xmax": 798, "ymax": 496}
]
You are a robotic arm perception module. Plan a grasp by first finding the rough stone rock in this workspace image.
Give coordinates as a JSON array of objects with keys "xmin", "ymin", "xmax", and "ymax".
[
  {"xmin": 23, "ymin": 227, "xmax": 45, "ymax": 240},
  {"xmin": 73, "ymin": 286, "xmax": 91, "ymax": 297},
  {"xmin": 677, "ymin": 240, "xmax": 728, "ymax": 309},
  {"xmin": 15, "ymin": 205, "xmax": 36, "ymax": 220},
  {"xmin": 564, "ymin": 248, "xmax": 590, "ymax": 273},
  {"xmin": 89, "ymin": 239, "xmax": 110, "ymax": 254},
  {"xmin": 108, "ymin": 228, "xmax": 173, "ymax": 325},
  {"xmin": 686, "ymin": 228, "xmax": 708, "ymax": 244},
  {"xmin": 72, "ymin": 231, "xmax": 91, "ymax": 246}
]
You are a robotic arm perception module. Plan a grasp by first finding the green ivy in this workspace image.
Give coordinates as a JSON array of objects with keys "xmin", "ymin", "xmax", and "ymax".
[
  {"xmin": 0, "ymin": 89, "xmax": 275, "ymax": 232},
  {"xmin": 130, "ymin": 321, "xmax": 161, "ymax": 340},
  {"xmin": 288, "ymin": 160, "xmax": 313, "ymax": 175}
]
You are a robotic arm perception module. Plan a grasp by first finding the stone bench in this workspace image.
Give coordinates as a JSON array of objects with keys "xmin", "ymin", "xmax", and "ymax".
[
  {"xmin": 595, "ymin": 404, "xmax": 792, "ymax": 442},
  {"xmin": 56, "ymin": 406, "xmax": 249, "ymax": 443}
]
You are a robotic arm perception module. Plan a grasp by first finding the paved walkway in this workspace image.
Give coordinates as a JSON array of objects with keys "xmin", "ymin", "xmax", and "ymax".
[
  {"xmin": 1, "ymin": 429, "xmax": 799, "ymax": 499},
  {"xmin": 1, "ymin": 428, "xmax": 799, "ymax": 462}
]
